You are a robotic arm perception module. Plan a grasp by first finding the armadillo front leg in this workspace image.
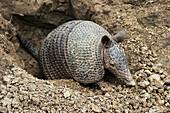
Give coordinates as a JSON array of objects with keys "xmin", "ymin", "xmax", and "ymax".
[
  {"xmin": 73, "ymin": 71, "xmax": 105, "ymax": 84},
  {"xmin": 96, "ymin": 80, "xmax": 114, "ymax": 91}
]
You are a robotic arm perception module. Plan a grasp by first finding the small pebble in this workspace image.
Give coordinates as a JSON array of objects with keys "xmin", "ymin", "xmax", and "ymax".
[
  {"xmin": 164, "ymin": 76, "xmax": 170, "ymax": 85},
  {"xmin": 144, "ymin": 70, "xmax": 152, "ymax": 75},
  {"xmin": 2, "ymin": 75, "xmax": 11, "ymax": 83},
  {"xmin": 138, "ymin": 80, "xmax": 150, "ymax": 88},
  {"xmin": 157, "ymin": 98, "xmax": 164, "ymax": 106},
  {"xmin": 105, "ymin": 93, "xmax": 110, "ymax": 97},
  {"xmin": 91, "ymin": 104, "xmax": 101, "ymax": 112},
  {"xmin": 63, "ymin": 90, "xmax": 71, "ymax": 98},
  {"xmin": 149, "ymin": 74, "xmax": 161, "ymax": 82}
]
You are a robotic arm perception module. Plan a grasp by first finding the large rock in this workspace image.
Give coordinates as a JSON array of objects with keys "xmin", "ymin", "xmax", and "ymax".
[
  {"xmin": 0, "ymin": 15, "xmax": 24, "ymax": 68},
  {"xmin": 0, "ymin": 0, "xmax": 52, "ymax": 16}
]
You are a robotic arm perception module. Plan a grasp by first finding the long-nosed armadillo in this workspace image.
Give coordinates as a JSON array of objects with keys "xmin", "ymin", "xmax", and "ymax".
[{"xmin": 18, "ymin": 20, "xmax": 135, "ymax": 86}]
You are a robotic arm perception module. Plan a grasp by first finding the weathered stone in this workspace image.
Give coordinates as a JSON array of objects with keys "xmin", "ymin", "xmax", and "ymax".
[
  {"xmin": 2, "ymin": 75, "xmax": 12, "ymax": 84},
  {"xmin": 91, "ymin": 103, "xmax": 101, "ymax": 112},
  {"xmin": 138, "ymin": 80, "xmax": 150, "ymax": 88},
  {"xmin": 164, "ymin": 76, "xmax": 170, "ymax": 85},
  {"xmin": 2, "ymin": 96, "xmax": 12, "ymax": 107},
  {"xmin": 149, "ymin": 74, "xmax": 161, "ymax": 82},
  {"xmin": 63, "ymin": 90, "xmax": 71, "ymax": 98},
  {"xmin": 144, "ymin": 70, "xmax": 152, "ymax": 75}
]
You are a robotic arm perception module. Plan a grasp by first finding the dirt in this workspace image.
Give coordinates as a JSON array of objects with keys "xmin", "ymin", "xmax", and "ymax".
[{"xmin": 0, "ymin": 0, "xmax": 169, "ymax": 112}]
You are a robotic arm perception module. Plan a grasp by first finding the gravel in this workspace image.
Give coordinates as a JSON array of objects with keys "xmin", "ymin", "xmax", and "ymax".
[
  {"xmin": 0, "ymin": 61, "xmax": 169, "ymax": 112},
  {"xmin": 1, "ymin": 60, "xmax": 169, "ymax": 112}
]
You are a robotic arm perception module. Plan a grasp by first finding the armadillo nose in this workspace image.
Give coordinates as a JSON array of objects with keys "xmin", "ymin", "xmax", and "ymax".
[{"xmin": 127, "ymin": 79, "xmax": 136, "ymax": 86}]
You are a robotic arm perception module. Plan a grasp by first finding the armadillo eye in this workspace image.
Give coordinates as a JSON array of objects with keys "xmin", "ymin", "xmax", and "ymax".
[
  {"xmin": 110, "ymin": 63, "xmax": 116, "ymax": 67},
  {"xmin": 110, "ymin": 61, "xmax": 116, "ymax": 67}
]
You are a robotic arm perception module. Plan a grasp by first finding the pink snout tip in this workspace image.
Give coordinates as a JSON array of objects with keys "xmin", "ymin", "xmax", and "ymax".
[{"xmin": 126, "ymin": 79, "xmax": 136, "ymax": 86}]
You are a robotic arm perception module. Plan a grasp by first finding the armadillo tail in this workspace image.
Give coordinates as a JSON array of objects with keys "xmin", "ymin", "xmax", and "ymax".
[{"xmin": 17, "ymin": 35, "xmax": 38, "ymax": 60}]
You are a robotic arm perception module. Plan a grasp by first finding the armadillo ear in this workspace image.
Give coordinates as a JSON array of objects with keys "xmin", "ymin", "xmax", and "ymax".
[
  {"xmin": 101, "ymin": 36, "xmax": 112, "ymax": 48},
  {"xmin": 112, "ymin": 28, "xmax": 126, "ymax": 42}
]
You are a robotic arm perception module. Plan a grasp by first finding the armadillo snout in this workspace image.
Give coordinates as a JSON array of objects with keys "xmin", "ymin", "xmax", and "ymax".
[
  {"xmin": 125, "ymin": 79, "xmax": 136, "ymax": 86},
  {"xmin": 122, "ymin": 73, "xmax": 136, "ymax": 86}
]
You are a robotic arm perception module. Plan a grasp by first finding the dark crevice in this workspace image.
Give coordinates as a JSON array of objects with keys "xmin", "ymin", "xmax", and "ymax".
[
  {"xmin": 13, "ymin": 14, "xmax": 58, "ymax": 30},
  {"xmin": 124, "ymin": 0, "xmax": 146, "ymax": 6}
]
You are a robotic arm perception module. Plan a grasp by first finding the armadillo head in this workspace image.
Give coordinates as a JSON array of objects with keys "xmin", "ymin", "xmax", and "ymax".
[
  {"xmin": 105, "ymin": 43, "xmax": 135, "ymax": 86},
  {"xmin": 101, "ymin": 29, "xmax": 135, "ymax": 86}
]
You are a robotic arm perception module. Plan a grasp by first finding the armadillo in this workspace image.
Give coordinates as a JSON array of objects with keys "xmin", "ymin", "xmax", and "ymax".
[{"xmin": 18, "ymin": 20, "xmax": 136, "ymax": 86}]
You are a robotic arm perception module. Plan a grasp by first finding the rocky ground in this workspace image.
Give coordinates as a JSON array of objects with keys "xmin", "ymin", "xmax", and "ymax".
[{"xmin": 0, "ymin": 0, "xmax": 169, "ymax": 112}]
